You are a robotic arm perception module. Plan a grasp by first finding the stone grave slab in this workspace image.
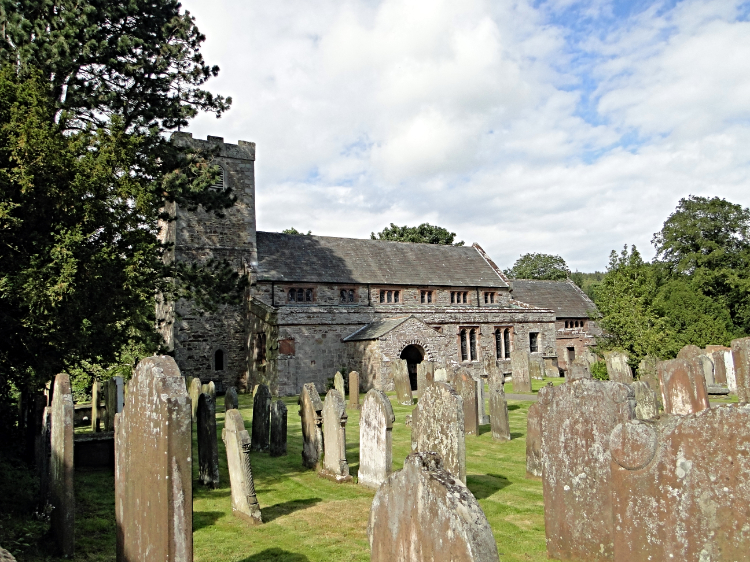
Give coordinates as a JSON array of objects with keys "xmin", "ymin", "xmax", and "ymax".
[
  {"xmin": 358, "ymin": 389, "xmax": 395, "ymax": 488},
  {"xmin": 392, "ymin": 360, "xmax": 413, "ymax": 405},
  {"xmin": 224, "ymin": 386, "xmax": 239, "ymax": 411},
  {"xmin": 320, "ymin": 389, "xmax": 351, "ymax": 482},
  {"xmin": 269, "ymin": 399, "xmax": 287, "ymax": 457},
  {"xmin": 489, "ymin": 374, "xmax": 510, "ymax": 442},
  {"xmin": 189, "ymin": 377, "xmax": 202, "ymax": 422},
  {"xmin": 50, "ymin": 373, "xmax": 75, "ymax": 557},
  {"xmin": 677, "ymin": 344, "xmax": 702, "ymax": 360},
  {"xmin": 299, "ymin": 383, "xmax": 324, "ymax": 470},
  {"xmin": 91, "ymin": 379, "xmax": 101, "ymax": 432},
  {"xmin": 510, "ymin": 350, "xmax": 532, "ymax": 393},
  {"xmin": 604, "ymin": 351, "xmax": 633, "ymax": 383},
  {"xmin": 453, "ymin": 369, "xmax": 478, "ymax": 436},
  {"xmin": 222, "ymin": 409, "xmax": 262, "ymax": 525},
  {"xmin": 348, "ymin": 371, "xmax": 360, "ymax": 410},
  {"xmin": 334, "ymin": 371, "xmax": 345, "ymax": 399},
  {"xmin": 529, "ymin": 355, "xmax": 545, "ymax": 380},
  {"xmin": 197, "ymin": 393, "xmax": 219, "ymax": 488},
  {"xmin": 526, "ymin": 402, "xmax": 542, "ymax": 478},
  {"xmin": 657, "ymin": 358, "xmax": 710, "ymax": 415},
  {"xmin": 251, "ymin": 384, "xmax": 271, "ymax": 452},
  {"xmin": 416, "ymin": 361, "xmax": 435, "ymax": 397},
  {"xmin": 732, "ymin": 336, "xmax": 750, "ymax": 403}
]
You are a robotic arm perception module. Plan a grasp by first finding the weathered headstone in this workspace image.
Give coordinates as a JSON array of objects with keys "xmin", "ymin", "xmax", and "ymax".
[
  {"xmin": 115, "ymin": 356, "xmax": 192, "ymax": 562},
  {"xmin": 697, "ymin": 354, "xmax": 715, "ymax": 386},
  {"xmin": 631, "ymin": 380, "xmax": 658, "ymax": 420},
  {"xmin": 488, "ymin": 373, "xmax": 510, "ymax": 442},
  {"xmin": 91, "ymin": 379, "xmax": 101, "ymax": 432},
  {"xmin": 732, "ymin": 336, "xmax": 750, "ymax": 403},
  {"xmin": 604, "ymin": 351, "xmax": 633, "ymax": 383},
  {"xmin": 104, "ymin": 376, "xmax": 124, "ymax": 432},
  {"xmin": 269, "ymin": 399, "xmax": 287, "ymax": 457},
  {"xmin": 222, "ymin": 409, "xmax": 262, "ymax": 525},
  {"xmin": 544, "ymin": 358, "xmax": 560, "ymax": 378},
  {"xmin": 452, "ymin": 369, "xmax": 478, "ymax": 436},
  {"xmin": 358, "ymin": 389, "xmax": 395, "ymax": 488},
  {"xmin": 510, "ymin": 350, "xmax": 532, "ymax": 393},
  {"xmin": 224, "ymin": 386, "xmax": 239, "ymax": 411},
  {"xmin": 657, "ymin": 358, "xmax": 710, "ymax": 415},
  {"xmin": 636, "ymin": 354, "xmax": 660, "ymax": 389},
  {"xmin": 529, "ymin": 355, "xmax": 545, "ymax": 380},
  {"xmin": 320, "ymin": 389, "xmax": 351, "ymax": 482},
  {"xmin": 539, "ymin": 379, "xmax": 635, "ymax": 561},
  {"xmin": 37, "ymin": 406, "xmax": 52, "ymax": 506},
  {"xmin": 50, "ymin": 374, "xmax": 75, "ymax": 557},
  {"xmin": 368, "ymin": 452, "xmax": 500, "ymax": 562},
  {"xmin": 581, "ymin": 348, "xmax": 598, "ymax": 368},
  {"xmin": 189, "ymin": 377, "xmax": 202, "ymax": 422},
  {"xmin": 0, "ymin": 547, "xmax": 17, "ymax": 561},
  {"xmin": 299, "ymin": 383, "xmax": 324, "ymax": 469},
  {"xmin": 416, "ymin": 361, "xmax": 435, "ymax": 397},
  {"xmin": 434, "ymin": 365, "xmax": 448, "ymax": 383},
  {"xmin": 391, "ymin": 360, "xmax": 413, "ymax": 405},
  {"xmin": 526, "ymin": 402, "xmax": 542, "ymax": 478},
  {"xmin": 411, "ymin": 381, "xmax": 466, "ymax": 483},
  {"xmin": 711, "ymin": 349, "xmax": 729, "ymax": 385},
  {"xmin": 676, "ymin": 344, "xmax": 703, "ymax": 360},
  {"xmin": 348, "ymin": 371, "xmax": 360, "ymax": 410},
  {"xmin": 206, "ymin": 380, "xmax": 216, "ymax": 401},
  {"xmin": 197, "ymin": 393, "xmax": 219, "ymax": 488},
  {"xmin": 610, "ymin": 405, "xmax": 750, "ymax": 561},
  {"xmin": 251, "ymin": 384, "xmax": 271, "ymax": 452},
  {"xmin": 476, "ymin": 376, "xmax": 489, "ymax": 425},
  {"xmin": 568, "ymin": 358, "xmax": 591, "ymax": 381},
  {"xmin": 334, "ymin": 371, "xmax": 345, "ymax": 398}
]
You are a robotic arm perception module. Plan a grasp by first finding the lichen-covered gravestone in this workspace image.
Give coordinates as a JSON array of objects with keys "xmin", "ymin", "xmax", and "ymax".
[
  {"xmin": 731, "ymin": 336, "xmax": 750, "ymax": 403},
  {"xmin": 525, "ymin": 402, "xmax": 542, "ymax": 478},
  {"xmin": 510, "ymin": 350, "xmax": 532, "ymax": 393},
  {"xmin": 269, "ymin": 399, "xmax": 287, "ymax": 457},
  {"xmin": 452, "ymin": 369, "xmax": 479, "ymax": 436},
  {"xmin": 677, "ymin": 344, "xmax": 703, "ymax": 360},
  {"xmin": 299, "ymin": 383, "xmax": 324, "ymax": 469},
  {"xmin": 197, "ymin": 393, "xmax": 219, "ymax": 488},
  {"xmin": 348, "ymin": 371, "xmax": 360, "ymax": 410},
  {"xmin": 539, "ymin": 379, "xmax": 635, "ymax": 562},
  {"xmin": 416, "ymin": 361, "xmax": 435, "ymax": 397},
  {"xmin": 104, "ymin": 376, "xmax": 123, "ymax": 432},
  {"xmin": 334, "ymin": 371, "xmax": 345, "ymax": 398},
  {"xmin": 115, "ymin": 356, "xmax": 192, "ymax": 562},
  {"xmin": 189, "ymin": 377, "xmax": 202, "ymax": 422},
  {"xmin": 529, "ymin": 355, "xmax": 545, "ymax": 380},
  {"xmin": 631, "ymin": 380, "xmax": 658, "ymax": 420},
  {"xmin": 568, "ymin": 358, "xmax": 591, "ymax": 381},
  {"xmin": 392, "ymin": 360, "xmax": 413, "ymax": 405},
  {"xmin": 368, "ymin": 452, "xmax": 500, "ymax": 562},
  {"xmin": 320, "ymin": 389, "xmax": 352, "ymax": 482},
  {"xmin": 206, "ymin": 380, "xmax": 216, "ymax": 401},
  {"xmin": 604, "ymin": 351, "xmax": 633, "ymax": 383},
  {"xmin": 710, "ymin": 348, "xmax": 730, "ymax": 386},
  {"xmin": 91, "ymin": 379, "xmax": 101, "ymax": 432},
  {"xmin": 657, "ymin": 358, "xmax": 710, "ymax": 415},
  {"xmin": 222, "ymin": 409, "xmax": 262, "ymax": 525},
  {"xmin": 358, "ymin": 389, "xmax": 395, "ymax": 488},
  {"xmin": 411, "ymin": 381, "xmax": 466, "ymax": 483},
  {"xmin": 224, "ymin": 386, "xmax": 239, "ymax": 411},
  {"xmin": 50, "ymin": 373, "xmax": 75, "ymax": 557},
  {"xmin": 637, "ymin": 354, "xmax": 661, "ymax": 399},
  {"xmin": 434, "ymin": 365, "xmax": 448, "ymax": 383},
  {"xmin": 611, "ymin": 405, "xmax": 750, "ymax": 561},
  {"xmin": 251, "ymin": 384, "xmax": 271, "ymax": 452},
  {"xmin": 488, "ymin": 371, "xmax": 510, "ymax": 442}
]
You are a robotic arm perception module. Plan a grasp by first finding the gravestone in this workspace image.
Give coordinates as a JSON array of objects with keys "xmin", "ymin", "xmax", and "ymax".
[
  {"xmin": 334, "ymin": 371, "xmax": 345, "ymax": 399},
  {"xmin": 677, "ymin": 344, "xmax": 703, "ymax": 360},
  {"xmin": 434, "ymin": 366, "xmax": 448, "ymax": 383},
  {"xmin": 488, "ymin": 372, "xmax": 510, "ymax": 442},
  {"xmin": 510, "ymin": 350, "xmax": 532, "ymax": 393},
  {"xmin": 91, "ymin": 379, "xmax": 101, "ymax": 432},
  {"xmin": 115, "ymin": 356, "xmax": 192, "ymax": 562},
  {"xmin": 611, "ymin": 405, "xmax": 750, "ymax": 561},
  {"xmin": 320, "ymin": 389, "xmax": 351, "ymax": 482},
  {"xmin": 416, "ymin": 361, "xmax": 435, "ymax": 397},
  {"xmin": 104, "ymin": 376, "xmax": 124, "ymax": 432},
  {"xmin": 581, "ymin": 349, "xmax": 598, "ymax": 368},
  {"xmin": 224, "ymin": 386, "xmax": 239, "ymax": 411},
  {"xmin": 545, "ymin": 358, "xmax": 560, "ymax": 378},
  {"xmin": 348, "ymin": 371, "xmax": 360, "ymax": 410},
  {"xmin": 368, "ymin": 452, "xmax": 500, "ymax": 562},
  {"xmin": 0, "ymin": 547, "xmax": 16, "ymax": 561},
  {"xmin": 50, "ymin": 373, "xmax": 75, "ymax": 557},
  {"xmin": 251, "ymin": 384, "xmax": 271, "ymax": 452},
  {"xmin": 411, "ymin": 381, "xmax": 466, "ymax": 483},
  {"xmin": 197, "ymin": 393, "xmax": 219, "ymax": 488},
  {"xmin": 476, "ymin": 376, "xmax": 489, "ymax": 425},
  {"xmin": 604, "ymin": 351, "xmax": 633, "ymax": 383},
  {"xmin": 452, "ymin": 369, "xmax": 478, "ymax": 436},
  {"xmin": 631, "ymin": 380, "xmax": 658, "ymax": 420},
  {"xmin": 222, "ymin": 409, "xmax": 262, "ymax": 525},
  {"xmin": 189, "ymin": 377, "xmax": 202, "ymax": 422},
  {"xmin": 711, "ymin": 349, "xmax": 729, "ymax": 385},
  {"xmin": 539, "ymin": 379, "xmax": 635, "ymax": 562},
  {"xmin": 525, "ymin": 402, "xmax": 542, "ymax": 478},
  {"xmin": 392, "ymin": 360, "xmax": 413, "ymax": 405},
  {"xmin": 697, "ymin": 354, "xmax": 715, "ymax": 386},
  {"xmin": 529, "ymin": 355, "xmax": 545, "ymax": 380},
  {"xmin": 299, "ymin": 383, "xmax": 324, "ymax": 469},
  {"xmin": 207, "ymin": 380, "xmax": 216, "ymax": 400},
  {"xmin": 37, "ymin": 407, "xmax": 52, "ymax": 506},
  {"xmin": 657, "ymin": 358, "xmax": 710, "ymax": 415},
  {"xmin": 269, "ymin": 399, "xmax": 287, "ymax": 457},
  {"xmin": 568, "ymin": 358, "xmax": 591, "ymax": 381},
  {"xmin": 358, "ymin": 389, "xmax": 395, "ymax": 488},
  {"xmin": 732, "ymin": 336, "xmax": 750, "ymax": 403},
  {"xmin": 636, "ymin": 354, "xmax": 660, "ymax": 390}
]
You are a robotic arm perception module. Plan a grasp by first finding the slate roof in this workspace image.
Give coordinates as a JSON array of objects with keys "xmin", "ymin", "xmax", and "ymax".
[
  {"xmin": 511, "ymin": 279, "xmax": 598, "ymax": 318},
  {"xmin": 342, "ymin": 317, "xmax": 412, "ymax": 342},
  {"xmin": 255, "ymin": 232, "xmax": 509, "ymax": 287}
]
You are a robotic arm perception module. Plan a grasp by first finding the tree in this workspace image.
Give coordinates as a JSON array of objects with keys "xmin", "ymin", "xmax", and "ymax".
[
  {"xmin": 371, "ymin": 223, "xmax": 464, "ymax": 245},
  {"xmin": 282, "ymin": 228, "xmax": 311, "ymax": 235},
  {"xmin": 504, "ymin": 253, "xmax": 569, "ymax": 280}
]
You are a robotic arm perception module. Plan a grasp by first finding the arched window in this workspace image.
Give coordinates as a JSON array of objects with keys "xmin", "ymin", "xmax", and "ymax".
[
  {"xmin": 214, "ymin": 349, "xmax": 224, "ymax": 371},
  {"xmin": 460, "ymin": 329, "xmax": 468, "ymax": 361},
  {"xmin": 495, "ymin": 328, "xmax": 502, "ymax": 360},
  {"xmin": 469, "ymin": 329, "xmax": 477, "ymax": 361}
]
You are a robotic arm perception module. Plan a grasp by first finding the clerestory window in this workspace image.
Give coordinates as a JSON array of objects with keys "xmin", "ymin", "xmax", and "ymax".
[
  {"xmin": 379, "ymin": 290, "xmax": 400, "ymax": 304},
  {"xmin": 451, "ymin": 291, "xmax": 468, "ymax": 304},
  {"xmin": 421, "ymin": 290, "xmax": 433, "ymax": 304},
  {"xmin": 288, "ymin": 288, "xmax": 314, "ymax": 303}
]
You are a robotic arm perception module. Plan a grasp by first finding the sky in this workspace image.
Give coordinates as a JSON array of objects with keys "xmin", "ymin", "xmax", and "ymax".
[{"xmin": 182, "ymin": 0, "xmax": 750, "ymax": 272}]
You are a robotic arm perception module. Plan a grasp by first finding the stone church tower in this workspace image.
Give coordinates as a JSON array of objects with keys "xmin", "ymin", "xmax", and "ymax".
[{"xmin": 159, "ymin": 133, "xmax": 256, "ymax": 389}]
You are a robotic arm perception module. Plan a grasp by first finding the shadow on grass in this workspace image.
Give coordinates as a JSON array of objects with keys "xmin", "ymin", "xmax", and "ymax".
[
  {"xmin": 193, "ymin": 511, "xmax": 224, "ymax": 531},
  {"xmin": 510, "ymin": 432, "xmax": 524, "ymax": 439},
  {"xmin": 478, "ymin": 424, "xmax": 492, "ymax": 436},
  {"xmin": 239, "ymin": 548, "xmax": 311, "ymax": 561},
  {"xmin": 260, "ymin": 497, "xmax": 322, "ymax": 523},
  {"xmin": 467, "ymin": 473, "xmax": 512, "ymax": 499},
  {"xmin": 508, "ymin": 404, "xmax": 521, "ymax": 411}
]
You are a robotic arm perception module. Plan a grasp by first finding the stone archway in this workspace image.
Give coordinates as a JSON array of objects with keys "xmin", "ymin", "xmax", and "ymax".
[{"xmin": 400, "ymin": 344, "xmax": 425, "ymax": 391}]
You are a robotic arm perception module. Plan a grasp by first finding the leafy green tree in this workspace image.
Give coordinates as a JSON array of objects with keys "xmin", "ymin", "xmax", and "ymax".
[
  {"xmin": 504, "ymin": 253, "xmax": 569, "ymax": 280},
  {"xmin": 371, "ymin": 223, "xmax": 464, "ymax": 245},
  {"xmin": 282, "ymin": 228, "xmax": 311, "ymax": 235}
]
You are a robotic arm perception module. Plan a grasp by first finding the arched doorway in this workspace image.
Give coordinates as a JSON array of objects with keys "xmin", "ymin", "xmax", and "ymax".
[{"xmin": 400, "ymin": 345, "xmax": 425, "ymax": 391}]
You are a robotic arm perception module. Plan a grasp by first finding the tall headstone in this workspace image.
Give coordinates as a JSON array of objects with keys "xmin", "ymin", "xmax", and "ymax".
[
  {"xmin": 697, "ymin": 354, "xmax": 715, "ymax": 386},
  {"xmin": 731, "ymin": 336, "xmax": 750, "ymax": 403},
  {"xmin": 334, "ymin": 371, "xmax": 345, "ymax": 398},
  {"xmin": 207, "ymin": 380, "xmax": 216, "ymax": 401},
  {"xmin": 568, "ymin": 358, "xmax": 591, "ymax": 381},
  {"xmin": 604, "ymin": 351, "xmax": 633, "ymax": 383},
  {"xmin": 50, "ymin": 373, "xmax": 75, "ymax": 557},
  {"xmin": 510, "ymin": 350, "xmax": 532, "ymax": 393},
  {"xmin": 299, "ymin": 383, "xmax": 324, "ymax": 470},
  {"xmin": 369, "ymin": 452, "xmax": 500, "ymax": 562},
  {"xmin": 269, "ymin": 399, "xmax": 287, "ymax": 457},
  {"xmin": 37, "ymin": 406, "xmax": 52, "ymax": 506},
  {"xmin": 657, "ymin": 358, "xmax": 710, "ymax": 415},
  {"xmin": 348, "ymin": 371, "xmax": 360, "ymax": 410},
  {"xmin": 452, "ymin": 369, "xmax": 478, "ymax": 436},
  {"xmin": 358, "ymin": 389, "xmax": 395, "ymax": 488},
  {"xmin": 320, "ymin": 389, "xmax": 351, "ymax": 482},
  {"xmin": 91, "ymin": 379, "xmax": 101, "ymax": 432},
  {"xmin": 197, "ymin": 393, "xmax": 219, "ymax": 488},
  {"xmin": 104, "ymin": 376, "xmax": 124, "ymax": 432},
  {"xmin": 224, "ymin": 386, "xmax": 239, "ymax": 411},
  {"xmin": 222, "ymin": 409, "xmax": 262, "ymax": 525},
  {"xmin": 411, "ymin": 382, "xmax": 466, "ymax": 483},
  {"xmin": 525, "ymin": 402, "xmax": 542, "ymax": 478},
  {"xmin": 631, "ymin": 380, "xmax": 658, "ymax": 420},
  {"xmin": 251, "ymin": 384, "xmax": 271, "ymax": 452},
  {"xmin": 540, "ymin": 379, "xmax": 635, "ymax": 561},
  {"xmin": 545, "ymin": 358, "xmax": 560, "ymax": 378},
  {"xmin": 488, "ymin": 372, "xmax": 510, "ymax": 442},
  {"xmin": 676, "ymin": 344, "xmax": 702, "ymax": 360},
  {"xmin": 115, "ymin": 356, "xmax": 192, "ymax": 562},
  {"xmin": 711, "ymin": 349, "xmax": 729, "ymax": 385},
  {"xmin": 189, "ymin": 377, "xmax": 202, "ymax": 422},
  {"xmin": 611, "ymin": 405, "xmax": 750, "ymax": 561},
  {"xmin": 529, "ymin": 355, "xmax": 545, "ymax": 380},
  {"xmin": 392, "ymin": 360, "xmax": 413, "ymax": 405},
  {"xmin": 416, "ymin": 361, "xmax": 435, "ymax": 397}
]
